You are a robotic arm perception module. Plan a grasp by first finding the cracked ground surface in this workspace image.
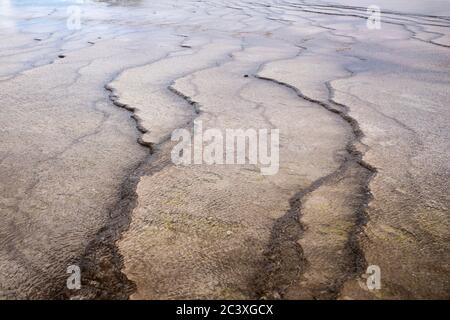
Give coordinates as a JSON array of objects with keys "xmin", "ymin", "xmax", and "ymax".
[{"xmin": 0, "ymin": 0, "xmax": 449, "ymax": 299}]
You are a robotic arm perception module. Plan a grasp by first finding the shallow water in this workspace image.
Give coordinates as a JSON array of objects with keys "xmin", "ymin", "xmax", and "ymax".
[{"xmin": 1, "ymin": 0, "xmax": 449, "ymax": 299}]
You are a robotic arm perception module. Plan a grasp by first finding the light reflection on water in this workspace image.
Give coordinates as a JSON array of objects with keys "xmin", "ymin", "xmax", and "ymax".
[
  {"xmin": 0, "ymin": 0, "xmax": 136, "ymax": 33},
  {"xmin": 93, "ymin": 0, "xmax": 143, "ymax": 6},
  {"xmin": 0, "ymin": 0, "xmax": 143, "ymax": 10},
  {"xmin": 1, "ymin": 0, "xmax": 449, "ymax": 34}
]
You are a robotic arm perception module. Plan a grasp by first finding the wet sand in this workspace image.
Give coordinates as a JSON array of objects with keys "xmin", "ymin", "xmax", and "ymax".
[{"xmin": 0, "ymin": 0, "xmax": 449, "ymax": 299}]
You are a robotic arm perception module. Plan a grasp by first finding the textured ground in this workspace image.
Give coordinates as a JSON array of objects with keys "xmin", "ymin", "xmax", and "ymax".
[{"xmin": 0, "ymin": 0, "xmax": 449, "ymax": 299}]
